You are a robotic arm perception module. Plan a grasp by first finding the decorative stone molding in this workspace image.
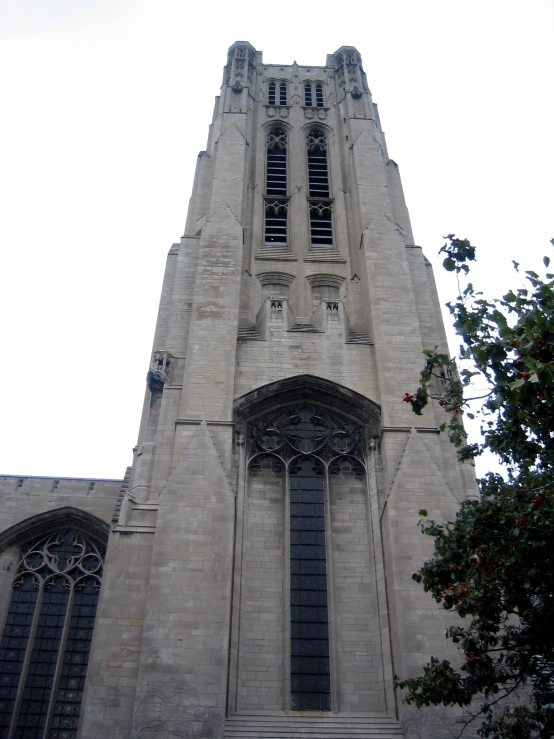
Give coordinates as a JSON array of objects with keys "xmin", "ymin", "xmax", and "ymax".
[
  {"xmin": 265, "ymin": 106, "xmax": 289, "ymax": 118},
  {"xmin": 225, "ymin": 41, "xmax": 257, "ymax": 89}
]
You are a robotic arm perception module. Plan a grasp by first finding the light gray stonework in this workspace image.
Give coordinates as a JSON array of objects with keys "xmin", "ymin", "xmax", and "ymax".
[{"xmin": 0, "ymin": 43, "xmax": 477, "ymax": 739}]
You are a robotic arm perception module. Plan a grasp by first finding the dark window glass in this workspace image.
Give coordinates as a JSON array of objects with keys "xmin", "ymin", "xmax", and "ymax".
[
  {"xmin": 50, "ymin": 578, "xmax": 100, "ymax": 739},
  {"xmin": 268, "ymin": 82, "xmax": 276, "ymax": 106},
  {"xmin": 0, "ymin": 530, "xmax": 104, "ymax": 737},
  {"xmin": 0, "ymin": 575, "xmax": 38, "ymax": 732},
  {"xmin": 304, "ymin": 83, "xmax": 313, "ymax": 107},
  {"xmin": 15, "ymin": 577, "xmax": 70, "ymax": 737},
  {"xmin": 279, "ymin": 82, "xmax": 287, "ymax": 106},
  {"xmin": 290, "ymin": 458, "xmax": 330, "ymax": 711}
]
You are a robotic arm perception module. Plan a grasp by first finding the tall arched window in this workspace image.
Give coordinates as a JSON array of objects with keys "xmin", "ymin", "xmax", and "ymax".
[
  {"xmin": 264, "ymin": 126, "xmax": 288, "ymax": 245},
  {"xmin": 0, "ymin": 528, "xmax": 105, "ymax": 738},
  {"xmin": 268, "ymin": 81, "xmax": 276, "ymax": 106},
  {"xmin": 248, "ymin": 402, "xmax": 366, "ymax": 712},
  {"xmin": 279, "ymin": 82, "xmax": 287, "ymax": 106},
  {"xmin": 306, "ymin": 129, "xmax": 333, "ymax": 246}
]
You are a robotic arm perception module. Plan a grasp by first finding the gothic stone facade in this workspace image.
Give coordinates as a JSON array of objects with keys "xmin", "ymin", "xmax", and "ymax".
[{"xmin": 0, "ymin": 43, "xmax": 477, "ymax": 739}]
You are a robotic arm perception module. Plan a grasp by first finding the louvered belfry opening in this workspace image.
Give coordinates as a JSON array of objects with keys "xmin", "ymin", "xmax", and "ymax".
[
  {"xmin": 264, "ymin": 126, "xmax": 288, "ymax": 244},
  {"xmin": 307, "ymin": 128, "xmax": 333, "ymax": 246},
  {"xmin": 304, "ymin": 83, "xmax": 313, "ymax": 107},
  {"xmin": 279, "ymin": 82, "xmax": 287, "ymax": 106},
  {"xmin": 315, "ymin": 83, "xmax": 324, "ymax": 107},
  {"xmin": 268, "ymin": 81, "xmax": 276, "ymax": 106}
]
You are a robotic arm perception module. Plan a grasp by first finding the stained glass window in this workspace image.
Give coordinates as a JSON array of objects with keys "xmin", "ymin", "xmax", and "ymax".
[{"xmin": 0, "ymin": 529, "xmax": 104, "ymax": 738}]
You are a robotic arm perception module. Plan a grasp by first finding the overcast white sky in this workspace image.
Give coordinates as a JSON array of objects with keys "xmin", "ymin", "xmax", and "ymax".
[{"xmin": 1, "ymin": 0, "xmax": 553, "ymax": 479}]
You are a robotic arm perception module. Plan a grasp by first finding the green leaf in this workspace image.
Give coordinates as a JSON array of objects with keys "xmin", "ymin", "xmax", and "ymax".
[
  {"xmin": 544, "ymin": 256, "xmax": 550, "ymax": 268},
  {"xmin": 419, "ymin": 509, "xmax": 428, "ymax": 517},
  {"xmin": 510, "ymin": 379, "xmax": 525, "ymax": 389},
  {"xmin": 443, "ymin": 258, "xmax": 456, "ymax": 272},
  {"xmin": 529, "ymin": 373, "xmax": 539, "ymax": 383}
]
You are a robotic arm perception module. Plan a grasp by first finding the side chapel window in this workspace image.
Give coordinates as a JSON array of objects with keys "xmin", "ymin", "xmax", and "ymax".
[
  {"xmin": 264, "ymin": 126, "xmax": 288, "ymax": 245},
  {"xmin": 306, "ymin": 129, "xmax": 333, "ymax": 246},
  {"xmin": 0, "ymin": 529, "xmax": 105, "ymax": 738}
]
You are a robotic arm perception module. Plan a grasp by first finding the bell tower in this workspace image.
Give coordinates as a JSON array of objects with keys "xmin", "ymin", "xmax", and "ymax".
[{"xmin": 75, "ymin": 42, "xmax": 476, "ymax": 739}]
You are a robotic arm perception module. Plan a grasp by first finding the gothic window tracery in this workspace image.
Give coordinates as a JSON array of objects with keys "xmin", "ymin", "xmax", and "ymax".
[
  {"xmin": 264, "ymin": 126, "xmax": 289, "ymax": 245},
  {"xmin": 306, "ymin": 129, "xmax": 333, "ymax": 246},
  {"xmin": 0, "ymin": 529, "xmax": 105, "ymax": 738}
]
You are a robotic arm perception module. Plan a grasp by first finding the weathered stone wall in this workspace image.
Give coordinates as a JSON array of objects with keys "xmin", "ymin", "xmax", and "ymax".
[{"xmin": 237, "ymin": 460, "xmax": 285, "ymax": 711}]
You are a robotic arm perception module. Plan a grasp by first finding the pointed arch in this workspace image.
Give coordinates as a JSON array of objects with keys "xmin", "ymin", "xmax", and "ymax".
[
  {"xmin": 0, "ymin": 509, "xmax": 109, "ymax": 736},
  {"xmin": 0, "ymin": 507, "xmax": 110, "ymax": 553},
  {"xmin": 233, "ymin": 374, "xmax": 381, "ymax": 431}
]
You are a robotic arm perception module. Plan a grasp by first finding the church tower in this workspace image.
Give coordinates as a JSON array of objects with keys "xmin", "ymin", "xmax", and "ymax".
[{"xmin": 0, "ymin": 43, "xmax": 477, "ymax": 739}]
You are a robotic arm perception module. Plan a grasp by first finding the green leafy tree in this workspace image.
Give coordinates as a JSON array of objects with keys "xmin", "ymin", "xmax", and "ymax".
[{"xmin": 396, "ymin": 236, "xmax": 554, "ymax": 738}]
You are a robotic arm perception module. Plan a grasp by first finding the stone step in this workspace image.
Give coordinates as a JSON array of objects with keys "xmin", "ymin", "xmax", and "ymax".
[
  {"xmin": 288, "ymin": 324, "xmax": 323, "ymax": 333},
  {"xmin": 346, "ymin": 332, "xmax": 373, "ymax": 345},
  {"xmin": 111, "ymin": 466, "xmax": 132, "ymax": 523},
  {"xmin": 224, "ymin": 715, "xmax": 403, "ymax": 739},
  {"xmin": 238, "ymin": 327, "xmax": 265, "ymax": 341}
]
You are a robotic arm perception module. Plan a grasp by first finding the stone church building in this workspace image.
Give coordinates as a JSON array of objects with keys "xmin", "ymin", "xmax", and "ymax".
[{"xmin": 0, "ymin": 43, "xmax": 476, "ymax": 738}]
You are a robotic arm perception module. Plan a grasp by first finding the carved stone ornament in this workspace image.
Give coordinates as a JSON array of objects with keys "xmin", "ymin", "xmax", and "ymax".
[
  {"xmin": 279, "ymin": 107, "xmax": 289, "ymax": 118},
  {"xmin": 147, "ymin": 351, "xmax": 171, "ymax": 393},
  {"xmin": 304, "ymin": 108, "xmax": 314, "ymax": 119},
  {"xmin": 266, "ymin": 107, "xmax": 276, "ymax": 117},
  {"xmin": 316, "ymin": 109, "xmax": 327, "ymax": 120},
  {"xmin": 232, "ymin": 80, "xmax": 243, "ymax": 93},
  {"xmin": 351, "ymin": 85, "xmax": 362, "ymax": 99}
]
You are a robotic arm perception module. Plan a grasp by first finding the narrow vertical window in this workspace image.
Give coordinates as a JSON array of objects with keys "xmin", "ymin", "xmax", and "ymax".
[
  {"xmin": 304, "ymin": 83, "xmax": 313, "ymax": 107},
  {"xmin": 279, "ymin": 82, "xmax": 287, "ymax": 106},
  {"xmin": 264, "ymin": 127, "xmax": 288, "ymax": 245},
  {"xmin": 0, "ymin": 529, "xmax": 105, "ymax": 738},
  {"xmin": 315, "ymin": 84, "xmax": 324, "ymax": 107},
  {"xmin": 268, "ymin": 81, "xmax": 276, "ymax": 106},
  {"xmin": 307, "ymin": 129, "xmax": 333, "ymax": 247},
  {"xmin": 16, "ymin": 577, "xmax": 70, "ymax": 736},
  {"xmin": 290, "ymin": 457, "xmax": 330, "ymax": 711}
]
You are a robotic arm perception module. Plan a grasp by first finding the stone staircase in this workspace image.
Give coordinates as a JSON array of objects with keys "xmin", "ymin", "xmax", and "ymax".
[
  {"xmin": 111, "ymin": 466, "xmax": 132, "ymax": 523},
  {"xmin": 346, "ymin": 331, "xmax": 373, "ymax": 345},
  {"xmin": 287, "ymin": 322, "xmax": 323, "ymax": 333},
  {"xmin": 238, "ymin": 326, "xmax": 265, "ymax": 341},
  {"xmin": 224, "ymin": 715, "xmax": 403, "ymax": 739}
]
